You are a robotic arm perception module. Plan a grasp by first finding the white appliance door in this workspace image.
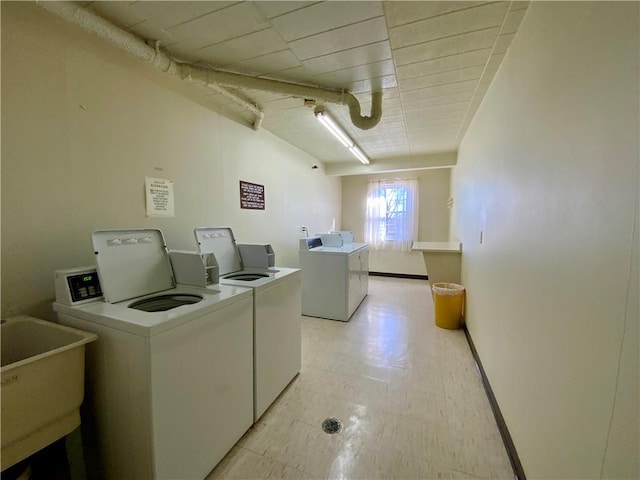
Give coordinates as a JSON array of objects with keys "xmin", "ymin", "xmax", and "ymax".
[{"xmin": 92, "ymin": 229, "xmax": 174, "ymax": 303}]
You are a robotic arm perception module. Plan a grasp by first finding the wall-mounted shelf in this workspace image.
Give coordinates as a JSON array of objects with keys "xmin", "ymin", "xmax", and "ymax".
[
  {"xmin": 412, "ymin": 242, "xmax": 462, "ymax": 286},
  {"xmin": 412, "ymin": 242, "xmax": 461, "ymax": 253}
]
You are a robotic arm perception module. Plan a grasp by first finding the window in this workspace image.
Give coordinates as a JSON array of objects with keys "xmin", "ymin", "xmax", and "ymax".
[{"xmin": 365, "ymin": 179, "xmax": 418, "ymax": 251}]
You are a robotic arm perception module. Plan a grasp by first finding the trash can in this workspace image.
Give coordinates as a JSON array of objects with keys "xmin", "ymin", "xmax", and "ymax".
[{"xmin": 432, "ymin": 283, "xmax": 465, "ymax": 329}]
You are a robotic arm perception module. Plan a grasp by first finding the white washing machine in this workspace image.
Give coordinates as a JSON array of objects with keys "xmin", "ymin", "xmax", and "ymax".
[
  {"xmin": 53, "ymin": 229, "xmax": 254, "ymax": 480},
  {"xmin": 194, "ymin": 227, "xmax": 301, "ymax": 421}
]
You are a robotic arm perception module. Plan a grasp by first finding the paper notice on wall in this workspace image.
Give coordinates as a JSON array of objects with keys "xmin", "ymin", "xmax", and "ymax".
[{"xmin": 145, "ymin": 177, "xmax": 175, "ymax": 217}]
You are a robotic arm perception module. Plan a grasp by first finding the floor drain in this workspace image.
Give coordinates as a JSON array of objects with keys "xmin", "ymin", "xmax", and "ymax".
[{"xmin": 321, "ymin": 417, "xmax": 342, "ymax": 434}]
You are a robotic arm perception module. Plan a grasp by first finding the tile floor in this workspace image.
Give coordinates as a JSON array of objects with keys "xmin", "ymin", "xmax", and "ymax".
[{"xmin": 208, "ymin": 276, "xmax": 514, "ymax": 480}]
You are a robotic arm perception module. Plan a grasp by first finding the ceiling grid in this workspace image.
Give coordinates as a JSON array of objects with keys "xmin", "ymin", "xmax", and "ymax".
[{"xmin": 81, "ymin": 0, "xmax": 529, "ymax": 168}]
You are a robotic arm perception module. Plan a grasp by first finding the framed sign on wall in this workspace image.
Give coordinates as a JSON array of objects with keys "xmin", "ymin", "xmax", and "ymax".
[{"xmin": 239, "ymin": 180, "xmax": 265, "ymax": 210}]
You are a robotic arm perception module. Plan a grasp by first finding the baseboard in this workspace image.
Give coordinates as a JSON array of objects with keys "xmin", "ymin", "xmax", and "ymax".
[
  {"xmin": 463, "ymin": 326, "xmax": 527, "ymax": 480},
  {"xmin": 368, "ymin": 271, "xmax": 429, "ymax": 280}
]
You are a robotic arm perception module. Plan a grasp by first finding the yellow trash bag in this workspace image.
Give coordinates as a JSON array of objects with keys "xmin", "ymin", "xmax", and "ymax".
[{"xmin": 432, "ymin": 283, "xmax": 465, "ymax": 329}]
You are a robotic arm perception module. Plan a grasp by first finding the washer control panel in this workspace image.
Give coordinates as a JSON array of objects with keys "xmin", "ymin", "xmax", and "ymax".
[{"xmin": 55, "ymin": 266, "xmax": 103, "ymax": 305}]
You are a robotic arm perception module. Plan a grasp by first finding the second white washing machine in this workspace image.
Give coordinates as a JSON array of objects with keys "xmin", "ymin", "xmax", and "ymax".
[{"xmin": 194, "ymin": 227, "xmax": 301, "ymax": 421}]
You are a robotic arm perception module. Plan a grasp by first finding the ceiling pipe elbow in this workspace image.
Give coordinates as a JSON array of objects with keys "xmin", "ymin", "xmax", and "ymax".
[{"xmin": 345, "ymin": 91, "xmax": 383, "ymax": 130}]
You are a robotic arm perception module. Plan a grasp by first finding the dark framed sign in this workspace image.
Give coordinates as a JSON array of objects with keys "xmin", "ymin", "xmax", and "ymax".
[{"xmin": 239, "ymin": 180, "xmax": 265, "ymax": 210}]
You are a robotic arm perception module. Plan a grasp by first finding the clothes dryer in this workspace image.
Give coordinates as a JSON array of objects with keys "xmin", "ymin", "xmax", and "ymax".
[
  {"xmin": 194, "ymin": 227, "xmax": 301, "ymax": 421},
  {"xmin": 299, "ymin": 236, "xmax": 370, "ymax": 321},
  {"xmin": 53, "ymin": 229, "xmax": 254, "ymax": 480}
]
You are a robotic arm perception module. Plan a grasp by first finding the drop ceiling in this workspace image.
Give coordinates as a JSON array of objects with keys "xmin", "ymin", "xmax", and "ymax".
[{"xmin": 81, "ymin": 1, "xmax": 530, "ymax": 173}]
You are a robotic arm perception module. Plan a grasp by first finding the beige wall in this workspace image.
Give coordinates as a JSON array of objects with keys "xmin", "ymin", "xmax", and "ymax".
[
  {"xmin": 341, "ymin": 168, "xmax": 450, "ymax": 275},
  {"xmin": 451, "ymin": 2, "xmax": 639, "ymax": 479},
  {"xmin": 1, "ymin": 2, "xmax": 341, "ymax": 320}
]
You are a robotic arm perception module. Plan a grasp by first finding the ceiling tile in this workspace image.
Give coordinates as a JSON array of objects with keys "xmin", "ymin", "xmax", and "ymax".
[
  {"xmin": 128, "ymin": 1, "xmax": 236, "ymax": 29},
  {"xmin": 407, "ymin": 117, "xmax": 460, "ymax": 129},
  {"xmin": 367, "ymin": 131, "xmax": 404, "ymax": 143},
  {"xmin": 396, "ymin": 49, "xmax": 491, "ymax": 80},
  {"xmin": 420, "ymin": 121, "xmax": 462, "ymax": 135},
  {"xmin": 349, "ymin": 74, "xmax": 398, "ymax": 94},
  {"xmin": 400, "ymin": 79, "xmax": 479, "ymax": 100},
  {"xmin": 289, "ymin": 17, "xmax": 389, "ymax": 60},
  {"xmin": 407, "ymin": 108, "xmax": 465, "ymax": 122},
  {"xmin": 270, "ymin": 1, "xmax": 384, "ymax": 42},
  {"xmin": 388, "ymin": 2, "xmax": 510, "ymax": 49},
  {"xmin": 302, "ymin": 41, "xmax": 392, "ymax": 75},
  {"xmin": 166, "ymin": 3, "xmax": 270, "ymax": 50},
  {"xmin": 196, "ymin": 29, "xmax": 289, "ymax": 65},
  {"xmin": 313, "ymin": 59, "xmax": 396, "ymax": 85},
  {"xmin": 404, "ymin": 100, "xmax": 469, "ymax": 116},
  {"xmin": 393, "ymin": 28, "xmax": 499, "ymax": 66},
  {"xmin": 255, "ymin": 1, "xmax": 318, "ymax": 19},
  {"xmin": 267, "ymin": 66, "xmax": 317, "ymax": 84},
  {"xmin": 384, "ymin": 1, "xmax": 492, "ymax": 28},
  {"xmin": 409, "ymin": 139, "xmax": 458, "ymax": 148},
  {"xmin": 407, "ymin": 126, "xmax": 459, "ymax": 137},
  {"xmin": 402, "ymin": 91, "xmax": 474, "ymax": 111},
  {"xmin": 410, "ymin": 140, "xmax": 458, "ymax": 152},
  {"xmin": 363, "ymin": 124, "xmax": 406, "ymax": 135},
  {"xmin": 78, "ymin": 0, "xmax": 530, "ymax": 164},
  {"xmin": 223, "ymin": 50, "xmax": 301, "ymax": 76},
  {"xmin": 405, "ymin": 119, "xmax": 462, "ymax": 132},
  {"xmin": 397, "ymin": 65, "xmax": 483, "ymax": 92},
  {"xmin": 411, "ymin": 133, "xmax": 458, "ymax": 140},
  {"xmin": 377, "ymin": 114, "xmax": 406, "ymax": 125}
]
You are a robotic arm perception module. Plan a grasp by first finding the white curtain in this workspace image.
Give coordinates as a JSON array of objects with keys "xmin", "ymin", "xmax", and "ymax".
[{"xmin": 364, "ymin": 178, "xmax": 418, "ymax": 251}]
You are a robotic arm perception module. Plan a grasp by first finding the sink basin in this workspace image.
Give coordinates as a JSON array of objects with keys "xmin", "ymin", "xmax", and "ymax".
[{"xmin": 1, "ymin": 315, "xmax": 97, "ymax": 471}]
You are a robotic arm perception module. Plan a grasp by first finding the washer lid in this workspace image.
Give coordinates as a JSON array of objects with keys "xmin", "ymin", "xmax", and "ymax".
[
  {"xmin": 194, "ymin": 227, "xmax": 241, "ymax": 276},
  {"xmin": 92, "ymin": 229, "xmax": 175, "ymax": 303}
]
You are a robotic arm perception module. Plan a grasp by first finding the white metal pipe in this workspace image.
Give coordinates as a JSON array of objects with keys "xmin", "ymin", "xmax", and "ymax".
[
  {"xmin": 203, "ymin": 82, "xmax": 263, "ymax": 124},
  {"xmin": 38, "ymin": 1, "xmax": 177, "ymax": 73},
  {"xmin": 38, "ymin": 0, "xmax": 262, "ymax": 126},
  {"xmin": 182, "ymin": 65, "xmax": 382, "ymax": 130},
  {"xmin": 37, "ymin": 1, "xmax": 382, "ymax": 130}
]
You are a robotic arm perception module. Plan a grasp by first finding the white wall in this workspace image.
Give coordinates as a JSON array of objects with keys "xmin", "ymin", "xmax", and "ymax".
[
  {"xmin": 1, "ymin": 2, "xmax": 341, "ymax": 320},
  {"xmin": 451, "ymin": 2, "xmax": 639, "ymax": 479},
  {"xmin": 342, "ymin": 168, "xmax": 450, "ymax": 275}
]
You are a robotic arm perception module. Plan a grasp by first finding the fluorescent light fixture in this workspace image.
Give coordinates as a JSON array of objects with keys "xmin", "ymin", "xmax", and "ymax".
[
  {"xmin": 315, "ymin": 109, "xmax": 370, "ymax": 165},
  {"xmin": 348, "ymin": 145, "xmax": 369, "ymax": 165},
  {"xmin": 316, "ymin": 111, "xmax": 351, "ymax": 148}
]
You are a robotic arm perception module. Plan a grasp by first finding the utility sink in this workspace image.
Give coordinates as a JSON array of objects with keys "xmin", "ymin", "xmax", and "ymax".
[{"xmin": 1, "ymin": 315, "xmax": 97, "ymax": 471}]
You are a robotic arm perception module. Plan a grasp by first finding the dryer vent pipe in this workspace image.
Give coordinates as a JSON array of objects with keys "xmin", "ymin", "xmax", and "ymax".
[{"xmin": 38, "ymin": 1, "xmax": 382, "ymax": 131}]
